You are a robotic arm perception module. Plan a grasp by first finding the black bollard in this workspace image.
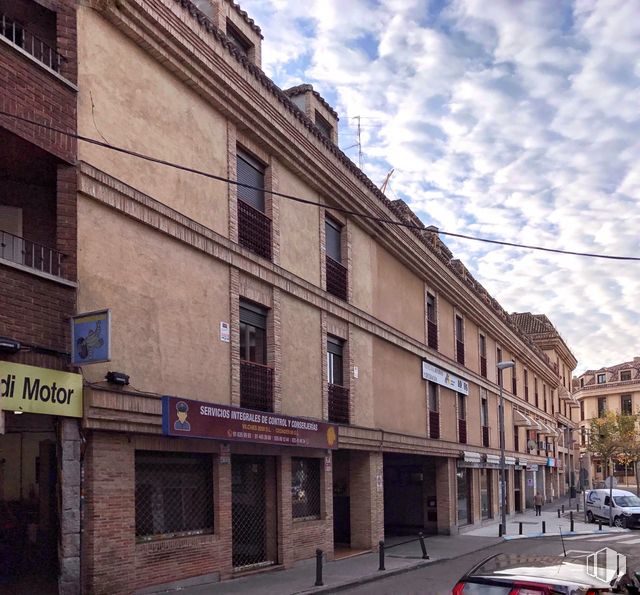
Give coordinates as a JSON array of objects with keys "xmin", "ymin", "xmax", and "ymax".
[
  {"xmin": 378, "ymin": 541, "xmax": 385, "ymax": 571},
  {"xmin": 418, "ymin": 532, "xmax": 429, "ymax": 559},
  {"xmin": 542, "ymin": 521, "xmax": 546, "ymax": 534},
  {"xmin": 562, "ymin": 504, "xmax": 565, "ymax": 513},
  {"xmin": 570, "ymin": 511, "xmax": 574, "ymax": 532},
  {"xmin": 557, "ymin": 509, "xmax": 561, "ymax": 518},
  {"xmin": 519, "ymin": 522, "xmax": 523, "ymax": 535},
  {"xmin": 315, "ymin": 549, "xmax": 324, "ymax": 587},
  {"xmin": 576, "ymin": 499, "xmax": 580, "ymax": 512},
  {"xmin": 499, "ymin": 523, "xmax": 503, "ymax": 537},
  {"xmin": 599, "ymin": 519, "xmax": 603, "ymax": 531}
]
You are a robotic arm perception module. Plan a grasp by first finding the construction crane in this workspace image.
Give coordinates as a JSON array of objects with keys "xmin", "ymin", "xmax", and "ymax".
[{"xmin": 380, "ymin": 169, "xmax": 395, "ymax": 194}]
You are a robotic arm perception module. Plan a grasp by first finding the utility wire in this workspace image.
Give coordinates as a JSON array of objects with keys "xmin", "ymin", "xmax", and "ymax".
[{"xmin": 2, "ymin": 108, "xmax": 639, "ymax": 262}]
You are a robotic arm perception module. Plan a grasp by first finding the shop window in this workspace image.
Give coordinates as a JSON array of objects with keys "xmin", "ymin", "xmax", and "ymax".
[
  {"xmin": 292, "ymin": 458, "xmax": 321, "ymax": 520},
  {"xmin": 456, "ymin": 468, "xmax": 472, "ymax": 525},
  {"xmin": 480, "ymin": 468, "xmax": 492, "ymax": 520},
  {"xmin": 135, "ymin": 451, "xmax": 213, "ymax": 541}
]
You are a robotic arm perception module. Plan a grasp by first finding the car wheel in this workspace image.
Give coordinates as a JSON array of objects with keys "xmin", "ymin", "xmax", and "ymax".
[
  {"xmin": 614, "ymin": 516, "xmax": 623, "ymax": 528},
  {"xmin": 586, "ymin": 511, "xmax": 594, "ymax": 523}
]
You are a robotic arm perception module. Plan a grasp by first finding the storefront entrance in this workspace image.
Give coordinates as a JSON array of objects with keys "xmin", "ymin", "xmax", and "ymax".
[
  {"xmin": 0, "ymin": 413, "xmax": 58, "ymax": 594},
  {"xmin": 231, "ymin": 455, "xmax": 277, "ymax": 570},
  {"xmin": 514, "ymin": 469, "xmax": 523, "ymax": 512}
]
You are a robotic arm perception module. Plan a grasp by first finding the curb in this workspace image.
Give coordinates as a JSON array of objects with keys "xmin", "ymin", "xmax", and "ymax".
[{"xmin": 504, "ymin": 529, "xmax": 630, "ymax": 541}]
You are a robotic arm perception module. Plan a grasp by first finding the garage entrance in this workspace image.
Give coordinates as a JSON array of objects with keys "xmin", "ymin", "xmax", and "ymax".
[{"xmin": 383, "ymin": 454, "xmax": 437, "ymax": 536}]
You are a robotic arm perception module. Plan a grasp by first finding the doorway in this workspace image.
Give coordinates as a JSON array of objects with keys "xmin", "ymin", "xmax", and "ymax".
[
  {"xmin": 0, "ymin": 413, "xmax": 58, "ymax": 594},
  {"xmin": 514, "ymin": 470, "xmax": 522, "ymax": 512},
  {"xmin": 231, "ymin": 455, "xmax": 277, "ymax": 570},
  {"xmin": 332, "ymin": 450, "xmax": 350, "ymax": 546}
]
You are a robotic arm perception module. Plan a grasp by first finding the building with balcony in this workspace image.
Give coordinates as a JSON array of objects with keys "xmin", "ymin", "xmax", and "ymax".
[
  {"xmin": 0, "ymin": 1, "xmax": 80, "ymax": 593},
  {"xmin": 69, "ymin": 1, "xmax": 580, "ymax": 593},
  {"xmin": 574, "ymin": 357, "xmax": 640, "ymax": 487}
]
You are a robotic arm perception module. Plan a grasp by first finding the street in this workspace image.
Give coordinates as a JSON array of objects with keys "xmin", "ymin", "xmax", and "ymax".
[{"xmin": 342, "ymin": 532, "xmax": 640, "ymax": 594}]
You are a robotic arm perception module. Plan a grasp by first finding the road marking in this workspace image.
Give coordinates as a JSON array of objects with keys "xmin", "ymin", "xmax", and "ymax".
[
  {"xmin": 619, "ymin": 537, "xmax": 640, "ymax": 545},
  {"xmin": 565, "ymin": 533, "xmax": 633, "ymax": 542}
]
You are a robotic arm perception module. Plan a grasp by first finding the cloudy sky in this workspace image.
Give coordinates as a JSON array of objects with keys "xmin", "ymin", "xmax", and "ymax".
[{"xmin": 239, "ymin": 0, "xmax": 639, "ymax": 373}]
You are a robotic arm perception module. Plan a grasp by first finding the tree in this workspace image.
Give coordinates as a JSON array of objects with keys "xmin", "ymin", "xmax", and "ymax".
[
  {"xmin": 588, "ymin": 411, "xmax": 623, "ymax": 526},
  {"xmin": 618, "ymin": 413, "xmax": 640, "ymax": 496}
]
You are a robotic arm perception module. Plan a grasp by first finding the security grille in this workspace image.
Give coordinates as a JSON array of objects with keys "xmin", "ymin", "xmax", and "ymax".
[
  {"xmin": 429, "ymin": 410, "xmax": 440, "ymax": 439},
  {"xmin": 480, "ymin": 355, "xmax": 487, "ymax": 378},
  {"xmin": 427, "ymin": 319, "xmax": 438, "ymax": 350},
  {"xmin": 482, "ymin": 425, "xmax": 490, "ymax": 447},
  {"xmin": 458, "ymin": 419, "xmax": 467, "ymax": 444},
  {"xmin": 232, "ymin": 456, "xmax": 268, "ymax": 568},
  {"xmin": 240, "ymin": 360, "xmax": 274, "ymax": 411},
  {"xmin": 135, "ymin": 451, "xmax": 213, "ymax": 541},
  {"xmin": 456, "ymin": 339, "xmax": 465, "ymax": 365},
  {"xmin": 291, "ymin": 458, "xmax": 321, "ymax": 520}
]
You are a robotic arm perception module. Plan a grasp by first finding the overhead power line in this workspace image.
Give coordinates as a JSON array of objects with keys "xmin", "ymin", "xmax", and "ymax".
[{"xmin": 1, "ymin": 109, "xmax": 638, "ymax": 262}]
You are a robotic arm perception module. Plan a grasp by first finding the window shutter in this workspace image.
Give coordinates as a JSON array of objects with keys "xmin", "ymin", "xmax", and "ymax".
[{"xmin": 237, "ymin": 150, "xmax": 265, "ymax": 211}]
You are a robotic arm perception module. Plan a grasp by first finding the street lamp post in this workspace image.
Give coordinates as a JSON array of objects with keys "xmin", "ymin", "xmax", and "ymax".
[{"xmin": 497, "ymin": 360, "xmax": 515, "ymax": 536}]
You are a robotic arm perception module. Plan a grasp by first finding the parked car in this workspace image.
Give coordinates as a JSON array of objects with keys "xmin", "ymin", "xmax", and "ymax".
[
  {"xmin": 452, "ymin": 553, "xmax": 637, "ymax": 593},
  {"xmin": 585, "ymin": 489, "xmax": 640, "ymax": 528}
]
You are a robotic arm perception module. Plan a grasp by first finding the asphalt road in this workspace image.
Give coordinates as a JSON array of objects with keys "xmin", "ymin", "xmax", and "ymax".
[{"xmin": 342, "ymin": 531, "xmax": 640, "ymax": 595}]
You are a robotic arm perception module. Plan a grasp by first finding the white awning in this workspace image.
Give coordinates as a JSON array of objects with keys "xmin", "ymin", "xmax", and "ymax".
[
  {"xmin": 513, "ymin": 410, "xmax": 533, "ymax": 427},
  {"xmin": 537, "ymin": 421, "xmax": 556, "ymax": 436},
  {"xmin": 462, "ymin": 451, "xmax": 482, "ymax": 464},
  {"xmin": 486, "ymin": 454, "xmax": 500, "ymax": 465},
  {"xmin": 558, "ymin": 386, "xmax": 572, "ymax": 401},
  {"xmin": 505, "ymin": 456, "xmax": 516, "ymax": 465}
]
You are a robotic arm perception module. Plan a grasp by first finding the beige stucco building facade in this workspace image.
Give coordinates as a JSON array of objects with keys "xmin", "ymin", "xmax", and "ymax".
[
  {"xmin": 574, "ymin": 357, "xmax": 640, "ymax": 486},
  {"xmin": 71, "ymin": 1, "xmax": 581, "ymax": 592}
]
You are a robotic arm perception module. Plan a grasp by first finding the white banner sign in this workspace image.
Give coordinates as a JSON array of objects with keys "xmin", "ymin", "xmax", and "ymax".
[{"xmin": 421, "ymin": 361, "xmax": 469, "ymax": 395}]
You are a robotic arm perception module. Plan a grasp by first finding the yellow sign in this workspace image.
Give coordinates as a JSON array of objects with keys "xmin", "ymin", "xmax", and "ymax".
[{"xmin": 0, "ymin": 362, "xmax": 83, "ymax": 418}]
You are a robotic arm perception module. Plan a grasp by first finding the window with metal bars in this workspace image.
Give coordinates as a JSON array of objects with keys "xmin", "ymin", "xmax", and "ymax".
[
  {"xmin": 135, "ymin": 451, "xmax": 213, "ymax": 541},
  {"xmin": 426, "ymin": 292, "xmax": 438, "ymax": 350},
  {"xmin": 291, "ymin": 458, "xmax": 321, "ymax": 520},
  {"xmin": 237, "ymin": 149, "xmax": 271, "ymax": 259}
]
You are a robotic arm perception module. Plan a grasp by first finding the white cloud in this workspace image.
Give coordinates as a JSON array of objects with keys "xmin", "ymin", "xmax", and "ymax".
[{"xmin": 239, "ymin": 0, "xmax": 640, "ymax": 372}]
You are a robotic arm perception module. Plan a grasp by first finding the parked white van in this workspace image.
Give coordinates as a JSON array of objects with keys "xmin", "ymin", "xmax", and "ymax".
[{"xmin": 585, "ymin": 488, "xmax": 640, "ymax": 528}]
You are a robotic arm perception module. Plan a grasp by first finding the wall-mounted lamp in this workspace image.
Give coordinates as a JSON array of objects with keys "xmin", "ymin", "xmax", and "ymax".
[
  {"xmin": 0, "ymin": 337, "xmax": 21, "ymax": 353},
  {"xmin": 105, "ymin": 371, "xmax": 130, "ymax": 386}
]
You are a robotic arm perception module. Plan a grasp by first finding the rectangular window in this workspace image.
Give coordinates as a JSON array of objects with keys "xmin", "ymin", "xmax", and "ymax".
[
  {"xmin": 479, "ymin": 334, "xmax": 487, "ymax": 378},
  {"xmin": 621, "ymin": 394, "xmax": 632, "ymax": 416},
  {"xmin": 496, "ymin": 347, "xmax": 502, "ymax": 384},
  {"xmin": 314, "ymin": 110, "xmax": 333, "ymax": 140},
  {"xmin": 226, "ymin": 20, "xmax": 253, "ymax": 57},
  {"xmin": 480, "ymin": 469, "xmax": 492, "ymax": 520},
  {"xmin": 457, "ymin": 393, "xmax": 466, "ymax": 420},
  {"xmin": 291, "ymin": 458, "xmax": 321, "ymax": 520},
  {"xmin": 524, "ymin": 369, "xmax": 529, "ymax": 402},
  {"xmin": 325, "ymin": 217, "xmax": 347, "ymax": 301},
  {"xmin": 534, "ymin": 378, "xmax": 539, "ymax": 408},
  {"xmin": 455, "ymin": 315, "xmax": 465, "ymax": 365},
  {"xmin": 428, "ymin": 382, "xmax": 440, "ymax": 439},
  {"xmin": 511, "ymin": 360, "xmax": 517, "ymax": 396},
  {"xmin": 513, "ymin": 426, "xmax": 520, "ymax": 451},
  {"xmin": 543, "ymin": 385, "xmax": 547, "ymax": 412},
  {"xmin": 481, "ymin": 397, "xmax": 489, "ymax": 447},
  {"xmin": 240, "ymin": 301, "xmax": 268, "ymax": 364},
  {"xmin": 581, "ymin": 427, "xmax": 586, "ymax": 446},
  {"xmin": 597, "ymin": 373, "xmax": 606, "ymax": 384},
  {"xmin": 456, "ymin": 469, "xmax": 472, "ymax": 525},
  {"xmin": 426, "ymin": 293, "xmax": 438, "ymax": 350},
  {"xmin": 620, "ymin": 370, "xmax": 632, "ymax": 381},
  {"xmin": 237, "ymin": 149, "xmax": 271, "ymax": 259},
  {"xmin": 598, "ymin": 397, "xmax": 606, "ymax": 417},
  {"xmin": 580, "ymin": 401, "xmax": 585, "ymax": 421},
  {"xmin": 135, "ymin": 451, "xmax": 213, "ymax": 541},
  {"xmin": 327, "ymin": 336, "xmax": 344, "ymax": 386}
]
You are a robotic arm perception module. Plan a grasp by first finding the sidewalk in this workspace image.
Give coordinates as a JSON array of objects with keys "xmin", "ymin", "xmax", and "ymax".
[
  {"xmin": 463, "ymin": 495, "xmax": 628, "ymax": 539},
  {"xmin": 168, "ymin": 534, "xmax": 501, "ymax": 595}
]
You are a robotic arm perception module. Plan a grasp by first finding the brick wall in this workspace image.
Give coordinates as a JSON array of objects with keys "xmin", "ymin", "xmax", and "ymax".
[{"xmin": 0, "ymin": 0, "xmax": 77, "ymax": 162}]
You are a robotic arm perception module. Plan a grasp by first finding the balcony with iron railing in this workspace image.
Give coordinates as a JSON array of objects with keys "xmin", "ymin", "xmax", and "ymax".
[
  {"xmin": 482, "ymin": 425, "xmax": 490, "ymax": 447},
  {"xmin": 427, "ymin": 319, "xmax": 438, "ymax": 350},
  {"xmin": 456, "ymin": 340, "xmax": 465, "ymax": 365},
  {"xmin": 458, "ymin": 419, "xmax": 467, "ymax": 444},
  {"xmin": 328, "ymin": 383, "xmax": 349, "ymax": 424},
  {"xmin": 326, "ymin": 255, "xmax": 347, "ymax": 301},
  {"xmin": 0, "ymin": 229, "xmax": 65, "ymax": 279},
  {"xmin": 1, "ymin": 12, "xmax": 63, "ymax": 73},
  {"xmin": 240, "ymin": 360, "xmax": 274, "ymax": 412},
  {"xmin": 237, "ymin": 199, "xmax": 272, "ymax": 260},
  {"xmin": 429, "ymin": 410, "xmax": 440, "ymax": 439}
]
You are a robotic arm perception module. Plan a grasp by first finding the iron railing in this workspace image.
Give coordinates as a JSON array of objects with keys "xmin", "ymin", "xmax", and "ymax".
[
  {"xmin": 480, "ymin": 356, "xmax": 487, "ymax": 378},
  {"xmin": 458, "ymin": 419, "xmax": 467, "ymax": 444},
  {"xmin": 240, "ymin": 360, "xmax": 274, "ymax": 412},
  {"xmin": 429, "ymin": 410, "xmax": 440, "ymax": 439},
  {"xmin": 456, "ymin": 340, "xmax": 465, "ymax": 365},
  {"xmin": 427, "ymin": 319, "xmax": 438, "ymax": 350},
  {"xmin": 326, "ymin": 255, "xmax": 347, "ymax": 301},
  {"xmin": 1, "ymin": 13, "xmax": 63, "ymax": 72},
  {"xmin": 0, "ymin": 229, "xmax": 64, "ymax": 277},
  {"xmin": 328, "ymin": 383, "xmax": 349, "ymax": 424},
  {"xmin": 482, "ymin": 425, "xmax": 490, "ymax": 447},
  {"xmin": 238, "ymin": 199, "xmax": 272, "ymax": 260}
]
